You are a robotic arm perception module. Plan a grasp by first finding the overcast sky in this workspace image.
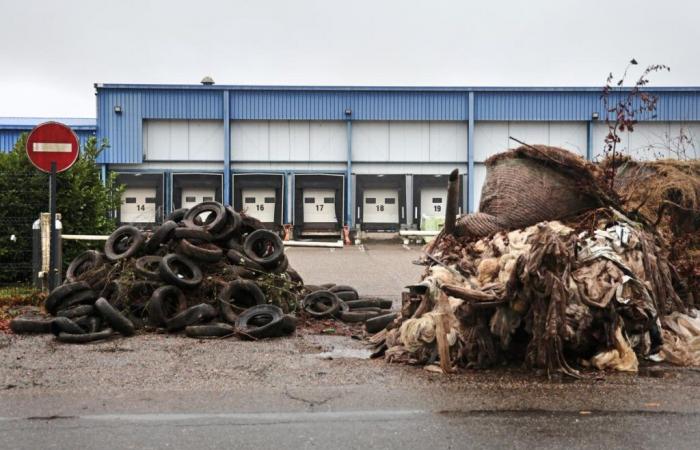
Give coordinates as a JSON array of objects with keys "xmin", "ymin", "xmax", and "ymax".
[{"xmin": 0, "ymin": 0, "xmax": 697, "ymax": 117}]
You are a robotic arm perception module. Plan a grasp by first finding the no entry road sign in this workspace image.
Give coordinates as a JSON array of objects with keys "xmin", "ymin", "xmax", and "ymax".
[{"xmin": 26, "ymin": 121, "xmax": 79, "ymax": 173}]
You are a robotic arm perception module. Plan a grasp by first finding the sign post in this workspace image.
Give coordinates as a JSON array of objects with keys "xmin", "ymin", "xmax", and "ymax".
[{"xmin": 26, "ymin": 122, "xmax": 79, "ymax": 290}]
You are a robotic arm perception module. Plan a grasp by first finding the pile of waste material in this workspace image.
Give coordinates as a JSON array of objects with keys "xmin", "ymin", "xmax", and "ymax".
[
  {"xmin": 371, "ymin": 145, "xmax": 700, "ymax": 377},
  {"xmin": 10, "ymin": 202, "xmax": 395, "ymax": 342},
  {"xmin": 609, "ymin": 156, "xmax": 700, "ymax": 300}
]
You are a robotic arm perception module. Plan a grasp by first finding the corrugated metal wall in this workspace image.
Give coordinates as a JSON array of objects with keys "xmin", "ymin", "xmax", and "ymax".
[
  {"xmin": 0, "ymin": 129, "xmax": 95, "ymax": 153},
  {"xmin": 96, "ymin": 85, "xmax": 700, "ymax": 164}
]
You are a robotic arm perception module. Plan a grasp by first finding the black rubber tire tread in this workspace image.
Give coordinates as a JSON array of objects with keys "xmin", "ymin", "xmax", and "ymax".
[
  {"xmin": 133, "ymin": 255, "xmax": 162, "ymax": 280},
  {"xmin": 332, "ymin": 299, "xmax": 350, "ymax": 319},
  {"xmin": 344, "ymin": 298, "xmax": 394, "ymax": 310},
  {"xmin": 56, "ymin": 305, "xmax": 95, "ymax": 319},
  {"xmin": 302, "ymin": 290, "xmax": 341, "ymax": 318},
  {"xmin": 173, "ymin": 227, "xmax": 214, "ymax": 242},
  {"xmin": 165, "ymin": 303, "xmax": 218, "ymax": 332},
  {"xmin": 183, "ymin": 201, "xmax": 227, "ymax": 233},
  {"xmin": 219, "ymin": 280, "xmax": 266, "ymax": 319},
  {"xmin": 211, "ymin": 208, "xmax": 242, "ymax": 242},
  {"xmin": 303, "ymin": 284, "xmax": 323, "ymax": 293},
  {"xmin": 286, "ymin": 268, "xmax": 303, "ymax": 285},
  {"xmin": 235, "ymin": 305, "xmax": 287, "ymax": 339},
  {"xmin": 146, "ymin": 285, "xmax": 187, "ymax": 327},
  {"xmin": 333, "ymin": 290, "xmax": 359, "ymax": 301},
  {"xmin": 66, "ymin": 250, "xmax": 105, "ymax": 283},
  {"xmin": 45, "ymin": 281, "xmax": 91, "ymax": 315},
  {"xmin": 159, "ymin": 254, "xmax": 203, "ymax": 289},
  {"xmin": 177, "ymin": 239, "xmax": 223, "ymax": 263},
  {"xmin": 329, "ymin": 285, "xmax": 358, "ymax": 295},
  {"xmin": 339, "ymin": 310, "xmax": 381, "ymax": 323},
  {"xmin": 166, "ymin": 208, "xmax": 189, "ymax": 223},
  {"xmin": 347, "ymin": 307, "xmax": 382, "ymax": 313},
  {"xmin": 185, "ymin": 323, "xmax": 235, "ymax": 338},
  {"xmin": 145, "ymin": 220, "xmax": 177, "ymax": 254},
  {"xmin": 365, "ymin": 312, "xmax": 398, "ymax": 334},
  {"xmin": 54, "ymin": 289, "xmax": 98, "ymax": 313},
  {"xmin": 243, "ymin": 229, "xmax": 285, "ymax": 269},
  {"xmin": 9, "ymin": 317, "xmax": 53, "ymax": 334},
  {"xmin": 226, "ymin": 249, "xmax": 265, "ymax": 272},
  {"xmin": 320, "ymin": 283, "xmax": 336, "ymax": 289},
  {"xmin": 104, "ymin": 225, "xmax": 144, "ymax": 261},
  {"xmin": 239, "ymin": 214, "xmax": 265, "ymax": 234},
  {"xmin": 50, "ymin": 317, "xmax": 85, "ymax": 336},
  {"xmin": 57, "ymin": 328, "xmax": 113, "ymax": 344},
  {"xmin": 94, "ymin": 297, "xmax": 135, "ymax": 336},
  {"xmin": 271, "ymin": 255, "xmax": 289, "ymax": 274},
  {"xmin": 75, "ymin": 315, "xmax": 102, "ymax": 333},
  {"xmin": 280, "ymin": 315, "xmax": 297, "ymax": 334}
]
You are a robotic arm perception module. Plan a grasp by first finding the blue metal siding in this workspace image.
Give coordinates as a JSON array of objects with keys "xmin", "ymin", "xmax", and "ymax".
[
  {"xmin": 230, "ymin": 90, "xmax": 468, "ymax": 121},
  {"xmin": 1, "ymin": 129, "xmax": 94, "ymax": 153},
  {"xmin": 142, "ymin": 90, "xmax": 223, "ymax": 119},
  {"xmin": 94, "ymin": 85, "xmax": 700, "ymax": 164},
  {"xmin": 97, "ymin": 90, "xmax": 143, "ymax": 163}
]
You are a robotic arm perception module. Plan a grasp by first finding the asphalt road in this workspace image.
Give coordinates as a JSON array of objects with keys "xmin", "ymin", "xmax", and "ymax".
[{"xmin": 1, "ymin": 243, "xmax": 699, "ymax": 449}]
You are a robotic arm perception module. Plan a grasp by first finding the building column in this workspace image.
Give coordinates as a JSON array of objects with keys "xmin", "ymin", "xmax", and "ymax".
[
  {"xmin": 223, "ymin": 90, "xmax": 231, "ymax": 205},
  {"xmin": 467, "ymin": 91, "xmax": 475, "ymax": 213},
  {"xmin": 586, "ymin": 120, "xmax": 593, "ymax": 161},
  {"xmin": 346, "ymin": 119, "xmax": 353, "ymax": 226}
]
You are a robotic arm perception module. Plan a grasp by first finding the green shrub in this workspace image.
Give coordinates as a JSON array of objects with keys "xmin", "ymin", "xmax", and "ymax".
[{"xmin": 0, "ymin": 134, "xmax": 122, "ymax": 282}]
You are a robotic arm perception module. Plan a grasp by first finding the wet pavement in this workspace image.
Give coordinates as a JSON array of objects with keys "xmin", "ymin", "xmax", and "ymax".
[{"xmin": 1, "ymin": 243, "xmax": 699, "ymax": 449}]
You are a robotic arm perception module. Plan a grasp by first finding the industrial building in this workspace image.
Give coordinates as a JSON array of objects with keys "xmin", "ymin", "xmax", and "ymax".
[{"xmin": 3, "ymin": 85, "xmax": 699, "ymax": 236}]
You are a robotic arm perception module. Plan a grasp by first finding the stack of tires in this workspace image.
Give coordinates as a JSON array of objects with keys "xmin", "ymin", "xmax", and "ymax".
[
  {"xmin": 11, "ymin": 202, "xmax": 299, "ymax": 342},
  {"xmin": 10, "ymin": 200, "xmax": 398, "ymax": 343}
]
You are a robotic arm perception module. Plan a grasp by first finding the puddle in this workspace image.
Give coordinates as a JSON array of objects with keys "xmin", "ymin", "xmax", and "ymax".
[{"xmin": 316, "ymin": 348, "xmax": 372, "ymax": 360}]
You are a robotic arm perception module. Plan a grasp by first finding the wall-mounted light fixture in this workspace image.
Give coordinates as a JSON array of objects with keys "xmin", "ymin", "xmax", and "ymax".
[
  {"xmin": 591, "ymin": 112, "xmax": 599, "ymax": 120},
  {"xmin": 114, "ymin": 105, "xmax": 123, "ymax": 114},
  {"xmin": 344, "ymin": 108, "xmax": 352, "ymax": 116}
]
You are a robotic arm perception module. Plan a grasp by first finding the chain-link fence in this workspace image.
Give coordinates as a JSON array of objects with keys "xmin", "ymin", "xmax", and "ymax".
[{"xmin": 0, "ymin": 171, "xmax": 47, "ymax": 298}]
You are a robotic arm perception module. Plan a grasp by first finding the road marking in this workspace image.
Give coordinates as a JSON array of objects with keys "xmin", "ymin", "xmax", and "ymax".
[{"xmin": 0, "ymin": 409, "xmax": 427, "ymax": 424}]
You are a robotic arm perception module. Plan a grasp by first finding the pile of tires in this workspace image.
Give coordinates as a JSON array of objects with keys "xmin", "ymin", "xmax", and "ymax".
[
  {"xmin": 10, "ymin": 201, "xmax": 397, "ymax": 343},
  {"xmin": 301, "ymin": 285, "xmax": 398, "ymax": 333}
]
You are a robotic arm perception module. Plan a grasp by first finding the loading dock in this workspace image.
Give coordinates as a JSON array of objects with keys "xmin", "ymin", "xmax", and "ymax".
[
  {"xmin": 115, "ymin": 173, "xmax": 164, "ymax": 227},
  {"xmin": 233, "ymin": 173, "xmax": 284, "ymax": 228},
  {"xmin": 355, "ymin": 175, "xmax": 406, "ymax": 231},
  {"xmin": 293, "ymin": 174, "xmax": 344, "ymax": 237},
  {"xmin": 413, "ymin": 174, "xmax": 463, "ymax": 229},
  {"xmin": 171, "ymin": 173, "xmax": 223, "ymax": 210}
]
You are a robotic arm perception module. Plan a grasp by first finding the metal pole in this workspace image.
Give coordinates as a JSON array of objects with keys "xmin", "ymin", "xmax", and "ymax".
[{"xmin": 49, "ymin": 161, "xmax": 58, "ymax": 291}]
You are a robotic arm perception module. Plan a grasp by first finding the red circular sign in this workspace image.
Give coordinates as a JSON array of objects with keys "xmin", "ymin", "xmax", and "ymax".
[{"xmin": 25, "ymin": 122, "xmax": 80, "ymax": 173}]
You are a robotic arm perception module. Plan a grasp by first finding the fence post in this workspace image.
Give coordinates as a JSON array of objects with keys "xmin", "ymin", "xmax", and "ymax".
[{"xmin": 33, "ymin": 212, "xmax": 62, "ymax": 291}]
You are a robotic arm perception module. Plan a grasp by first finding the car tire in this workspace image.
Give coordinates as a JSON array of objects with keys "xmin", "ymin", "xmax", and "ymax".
[
  {"xmin": 243, "ymin": 229, "xmax": 285, "ymax": 269},
  {"xmin": 159, "ymin": 254, "xmax": 203, "ymax": 289},
  {"xmin": 65, "ymin": 250, "xmax": 106, "ymax": 283},
  {"xmin": 365, "ymin": 312, "xmax": 398, "ymax": 334},
  {"xmin": 165, "ymin": 303, "xmax": 218, "ymax": 332},
  {"xmin": 134, "ymin": 255, "xmax": 163, "ymax": 280},
  {"xmin": 183, "ymin": 201, "xmax": 227, "ymax": 233},
  {"xmin": 185, "ymin": 323, "xmax": 235, "ymax": 338},
  {"xmin": 45, "ymin": 281, "xmax": 91, "ymax": 315},
  {"xmin": 146, "ymin": 285, "xmax": 187, "ymax": 327},
  {"xmin": 9, "ymin": 317, "xmax": 53, "ymax": 334},
  {"xmin": 177, "ymin": 239, "xmax": 223, "ymax": 263},
  {"xmin": 219, "ymin": 280, "xmax": 266, "ymax": 321},
  {"xmin": 105, "ymin": 225, "xmax": 145, "ymax": 261},
  {"xmin": 49, "ymin": 317, "xmax": 86, "ymax": 336},
  {"xmin": 94, "ymin": 297, "xmax": 135, "ymax": 336},
  {"xmin": 144, "ymin": 220, "xmax": 177, "ymax": 254},
  {"xmin": 302, "ymin": 290, "xmax": 341, "ymax": 318},
  {"xmin": 57, "ymin": 328, "xmax": 113, "ymax": 344},
  {"xmin": 235, "ymin": 305, "xmax": 289, "ymax": 339}
]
